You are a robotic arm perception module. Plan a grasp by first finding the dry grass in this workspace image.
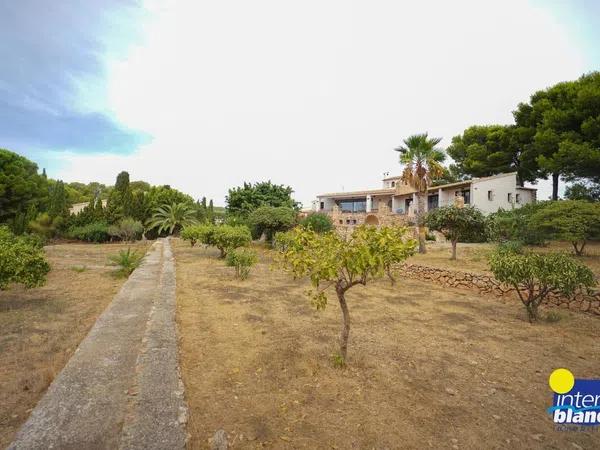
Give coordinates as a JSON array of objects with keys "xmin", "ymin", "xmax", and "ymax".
[
  {"xmin": 174, "ymin": 239, "xmax": 600, "ymax": 449},
  {"xmin": 0, "ymin": 241, "xmax": 150, "ymax": 448},
  {"xmin": 408, "ymin": 241, "xmax": 600, "ymax": 276}
]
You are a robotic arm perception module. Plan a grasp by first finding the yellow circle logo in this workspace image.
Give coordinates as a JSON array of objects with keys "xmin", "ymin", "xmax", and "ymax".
[{"xmin": 549, "ymin": 368, "xmax": 575, "ymax": 394}]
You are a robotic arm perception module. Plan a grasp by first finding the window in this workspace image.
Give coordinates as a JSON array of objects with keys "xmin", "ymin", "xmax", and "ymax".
[
  {"xmin": 428, "ymin": 194, "xmax": 439, "ymax": 210},
  {"xmin": 352, "ymin": 219, "xmax": 357, "ymax": 225},
  {"xmin": 391, "ymin": 181, "xmax": 396, "ymax": 187},
  {"xmin": 346, "ymin": 219, "xmax": 351, "ymax": 224},
  {"xmin": 487, "ymin": 190, "xmax": 493, "ymax": 201},
  {"xmin": 508, "ymin": 193, "xmax": 513, "ymax": 203},
  {"xmin": 337, "ymin": 199, "xmax": 367, "ymax": 213},
  {"xmin": 516, "ymin": 193, "xmax": 521, "ymax": 203},
  {"xmin": 339, "ymin": 219, "xmax": 343, "ymax": 224},
  {"xmin": 320, "ymin": 201, "xmax": 324, "ymax": 210}
]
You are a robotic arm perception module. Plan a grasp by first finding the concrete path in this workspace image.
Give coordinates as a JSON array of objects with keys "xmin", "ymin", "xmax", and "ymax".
[{"xmin": 9, "ymin": 238, "xmax": 187, "ymax": 450}]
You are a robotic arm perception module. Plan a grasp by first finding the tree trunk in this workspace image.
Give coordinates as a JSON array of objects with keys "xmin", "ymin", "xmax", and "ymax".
[
  {"xmin": 336, "ymin": 284, "xmax": 351, "ymax": 362},
  {"xmin": 451, "ymin": 240, "xmax": 457, "ymax": 260},
  {"xmin": 552, "ymin": 173, "xmax": 559, "ymax": 200},
  {"xmin": 416, "ymin": 193, "xmax": 427, "ymax": 254},
  {"xmin": 572, "ymin": 241, "xmax": 586, "ymax": 256}
]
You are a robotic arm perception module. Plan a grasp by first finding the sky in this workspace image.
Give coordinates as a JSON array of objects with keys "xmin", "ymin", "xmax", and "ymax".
[{"xmin": 1, "ymin": 0, "xmax": 599, "ymax": 206}]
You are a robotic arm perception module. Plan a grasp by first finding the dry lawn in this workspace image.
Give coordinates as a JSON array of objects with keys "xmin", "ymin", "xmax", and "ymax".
[
  {"xmin": 174, "ymin": 239, "xmax": 600, "ymax": 450},
  {"xmin": 0, "ymin": 241, "xmax": 150, "ymax": 448},
  {"xmin": 408, "ymin": 241, "xmax": 600, "ymax": 276}
]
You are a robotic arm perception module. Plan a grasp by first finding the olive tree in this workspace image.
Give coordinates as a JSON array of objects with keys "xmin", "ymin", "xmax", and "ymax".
[
  {"xmin": 530, "ymin": 200, "xmax": 600, "ymax": 256},
  {"xmin": 425, "ymin": 205, "xmax": 486, "ymax": 260},
  {"xmin": 0, "ymin": 226, "xmax": 50, "ymax": 289},
  {"xmin": 276, "ymin": 225, "xmax": 416, "ymax": 363},
  {"xmin": 489, "ymin": 246, "xmax": 595, "ymax": 323}
]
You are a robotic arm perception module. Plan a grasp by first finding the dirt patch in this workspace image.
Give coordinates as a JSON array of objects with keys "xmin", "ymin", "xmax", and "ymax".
[
  {"xmin": 0, "ymin": 241, "xmax": 150, "ymax": 448},
  {"xmin": 174, "ymin": 239, "xmax": 600, "ymax": 449}
]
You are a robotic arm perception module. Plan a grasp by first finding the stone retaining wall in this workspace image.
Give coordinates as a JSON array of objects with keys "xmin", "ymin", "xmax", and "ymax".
[{"xmin": 399, "ymin": 263, "xmax": 600, "ymax": 316}]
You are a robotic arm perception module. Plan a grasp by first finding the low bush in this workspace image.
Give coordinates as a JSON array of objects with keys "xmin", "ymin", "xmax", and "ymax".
[
  {"xmin": 108, "ymin": 217, "xmax": 144, "ymax": 242},
  {"xmin": 299, "ymin": 212, "xmax": 333, "ymax": 233},
  {"xmin": 212, "ymin": 225, "xmax": 252, "ymax": 257},
  {"xmin": 0, "ymin": 226, "xmax": 50, "ymax": 289},
  {"xmin": 68, "ymin": 222, "xmax": 110, "ymax": 243},
  {"xmin": 28, "ymin": 213, "xmax": 64, "ymax": 239},
  {"xmin": 489, "ymin": 246, "xmax": 595, "ymax": 323},
  {"xmin": 108, "ymin": 247, "xmax": 144, "ymax": 277},
  {"xmin": 225, "ymin": 248, "xmax": 258, "ymax": 279},
  {"xmin": 487, "ymin": 202, "xmax": 549, "ymax": 245},
  {"xmin": 182, "ymin": 224, "xmax": 252, "ymax": 257},
  {"xmin": 181, "ymin": 224, "xmax": 216, "ymax": 247}
]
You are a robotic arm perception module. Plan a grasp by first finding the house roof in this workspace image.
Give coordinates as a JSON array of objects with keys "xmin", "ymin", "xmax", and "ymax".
[
  {"xmin": 317, "ymin": 172, "xmax": 537, "ymax": 199},
  {"xmin": 317, "ymin": 188, "xmax": 395, "ymax": 199}
]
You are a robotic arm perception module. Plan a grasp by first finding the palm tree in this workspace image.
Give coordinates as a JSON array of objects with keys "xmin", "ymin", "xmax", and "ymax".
[
  {"xmin": 146, "ymin": 202, "xmax": 197, "ymax": 235},
  {"xmin": 395, "ymin": 133, "xmax": 446, "ymax": 254}
]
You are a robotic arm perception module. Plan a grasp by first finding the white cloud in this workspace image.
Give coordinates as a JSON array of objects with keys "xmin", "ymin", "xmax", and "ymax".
[{"xmin": 54, "ymin": 0, "xmax": 589, "ymax": 205}]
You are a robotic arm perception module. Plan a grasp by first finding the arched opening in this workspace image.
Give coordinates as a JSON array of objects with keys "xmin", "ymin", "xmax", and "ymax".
[{"xmin": 365, "ymin": 214, "xmax": 379, "ymax": 226}]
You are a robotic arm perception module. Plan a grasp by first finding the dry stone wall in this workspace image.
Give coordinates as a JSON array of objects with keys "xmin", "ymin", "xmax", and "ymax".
[{"xmin": 398, "ymin": 263, "xmax": 600, "ymax": 316}]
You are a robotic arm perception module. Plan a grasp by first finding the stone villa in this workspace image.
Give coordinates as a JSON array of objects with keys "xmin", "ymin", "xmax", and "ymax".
[{"xmin": 314, "ymin": 172, "xmax": 536, "ymax": 230}]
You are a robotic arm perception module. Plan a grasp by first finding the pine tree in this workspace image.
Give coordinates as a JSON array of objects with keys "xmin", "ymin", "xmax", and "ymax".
[
  {"xmin": 208, "ymin": 199, "xmax": 215, "ymax": 224},
  {"xmin": 48, "ymin": 180, "xmax": 70, "ymax": 218}
]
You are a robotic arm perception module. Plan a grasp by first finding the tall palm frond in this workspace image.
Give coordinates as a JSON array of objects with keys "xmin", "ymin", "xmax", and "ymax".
[
  {"xmin": 146, "ymin": 202, "xmax": 198, "ymax": 235},
  {"xmin": 395, "ymin": 133, "xmax": 446, "ymax": 192},
  {"xmin": 395, "ymin": 132, "xmax": 446, "ymax": 254}
]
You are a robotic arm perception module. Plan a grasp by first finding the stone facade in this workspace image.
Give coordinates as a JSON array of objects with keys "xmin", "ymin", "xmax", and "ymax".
[
  {"xmin": 398, "ymin": 263, "xmax": 600, "ymax": 316},
  {"xmin": 330, "ymin": 204, "xmax": 412, "ymax": 232}
]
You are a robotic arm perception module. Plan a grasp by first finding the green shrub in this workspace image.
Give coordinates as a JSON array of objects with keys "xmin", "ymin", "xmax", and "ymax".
[
  {"xmin": 545, "ymin": 310, "xmax": 564, "ymax": 323},
  {"xmin": 425, "ymin": 206, "xmax": 486, "ymax": 259},
  {"xmin": 182, "ymin": 224, "xmax": 252, "ymax": 257},
  {"xmin": 0, "ymin": 226, "xmax": 50, "ymax": 289},
  {"xmin": 529, "ymin": 200, "xmax": 600, "ymax": 256},
  {"xmin": 108, "ymin": 247, "xmax": 144, "ymax": 277},
  {"xmin": 497, "ymin": 240, "xmax": 524, "ymax": 255},
  {"xmin": 489, "ymin": 246, "xmax": 595, "ymax": 323},
  {"xmin": 300, "ymin": 212, "xmax": 333, "ymax": 233},
  {"xmin": 181, "ymin": 224, "xmax": 216, "ymax": 247},
  {"xmin": 68, "ymin": 222, "xmax": 110, "ymax": 243},
  {"xmin": 212, "ymin": 225, "xmax": 252, "ymax": 257},
  {"xmin": 487, "ymin": 202, "xmax": 549, "ymax": 245},
  {"xmin": 108, "ymin": 217, "xmax": 144, "ymax": 242},
  {"xmin": 28, "ymin": 213, "xmax": 63, "ymax": 239},
  {"xmin": 248, "ymin": 206, "xmax": 296, "ymax": 241},
  {"xmin": 225, "ymin": 248, "xmax": 258, "ymax": 279}
]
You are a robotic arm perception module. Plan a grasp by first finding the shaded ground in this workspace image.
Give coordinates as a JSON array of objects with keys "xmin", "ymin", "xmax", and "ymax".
[
  {"xmin": 174, "ymin": 239, "xmax": 600, "ymax": 449},
  {"xmin": 0, "ymin": 241, "xmax": 150, "ymax": 448},
  {"xmin": 408, "ymin": 241, "xmax": 600, "ymax": 276}
]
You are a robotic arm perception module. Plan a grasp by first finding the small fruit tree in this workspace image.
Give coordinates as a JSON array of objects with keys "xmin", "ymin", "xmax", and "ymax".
[
  {"xmin": 489, "ymin": 245, "xmax": 595, "ymax": 323},
  {"xmin": 226, "ymin": 248, "xmax": 258, "ymax": 280},
  {"xmin": 425, "ymin": 205, "xmax": 486, "ymax": 260},
  {"xmin": 530, "ymin": 200, "xmax": 600, "ymax": 256},
  {"xmin": 0, "ymin": 226, "xmax": 50, "ymax": 289},
  {"xmin": 276, "ymin": 225, "xmax": 416, "ymax": 363},
  {"xmin": 248, "ymin": 206, "xmax": 296, "ymax": 241},
  {"xmin": 182, "ymin": 224, "xmax": 251, "ymax": 257}
]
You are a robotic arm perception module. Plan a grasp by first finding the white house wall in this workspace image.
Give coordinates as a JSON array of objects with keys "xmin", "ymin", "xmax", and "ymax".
[{"xmin": 471, "ymin": 173, "xmax": 523, "ymax": 214}]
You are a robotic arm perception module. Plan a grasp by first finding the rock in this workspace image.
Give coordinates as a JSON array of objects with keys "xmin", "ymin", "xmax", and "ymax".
[
  {"xmin": 445, "ymin": 387, "xmax": 457, "ymax": 396},
  {"xmin": 211, "ymin": 429, "xmax": 228, "ymax": 450}
]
